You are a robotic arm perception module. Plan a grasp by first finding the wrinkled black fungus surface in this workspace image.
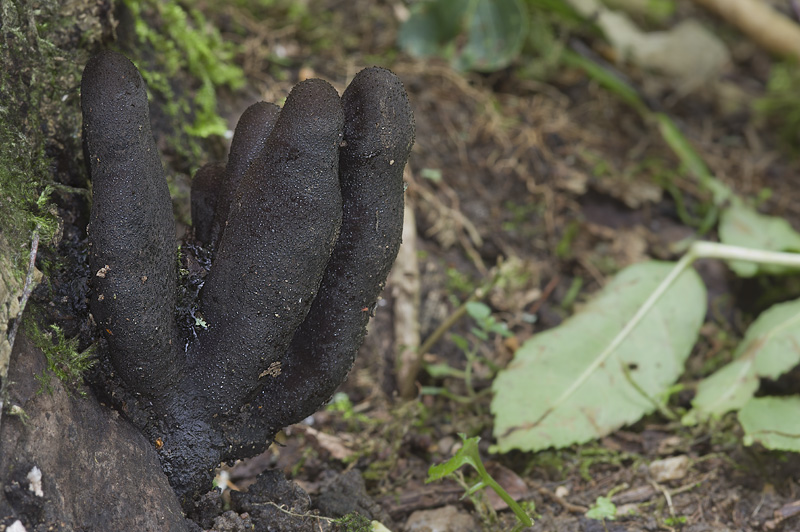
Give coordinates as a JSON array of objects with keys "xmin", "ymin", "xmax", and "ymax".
[
  {"xmin": 82, "ymin": 50, "xmax": 180, "ymax": 398},
  {"xmin": 211, "ymin": 101, "xmax": 281, "ymax": 250},
  {"xmin": 80, "ymin": 52, "xmax": 415, "ymax": 502},
  {"xmin": 190, "ymin": 163, "xmax": 225, "ymax": 246}
]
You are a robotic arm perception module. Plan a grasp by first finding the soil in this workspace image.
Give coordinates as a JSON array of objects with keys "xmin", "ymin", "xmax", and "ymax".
[{"xmin": 6, "ymin": 0, "xmax": 800, "ymax": 531}]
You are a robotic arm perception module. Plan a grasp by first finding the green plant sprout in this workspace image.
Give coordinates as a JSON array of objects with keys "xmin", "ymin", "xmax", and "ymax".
[
  {"xmin": 530, "ymin": 241, "xmax": 800, "ymax": 431},
  {"xmin": 325, "ymin": 392, "xmax": 374, "ymax": 431},
  {"xmin": 585, "ymin": 496, "xmax": 616, "ymax": 520},
  {"xmin": 422, "ymin": 302, "xmax": 509, "ymax": 402},
  {"xmin": 426, "ymin": 434, "xmax": 533, "ymax": 530},
  {"xmin": 664, "ymin": 515, "xmax": 688, "ymax": 526}
]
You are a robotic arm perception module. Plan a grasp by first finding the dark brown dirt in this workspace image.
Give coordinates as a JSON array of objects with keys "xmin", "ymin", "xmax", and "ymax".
[
  {"xmin": 7, "ymin": 0, "xmax": 800, "ymax": 531},
  {"xmin": 218, "ymin": 1, "xmax": 800, "ymax": 531}
]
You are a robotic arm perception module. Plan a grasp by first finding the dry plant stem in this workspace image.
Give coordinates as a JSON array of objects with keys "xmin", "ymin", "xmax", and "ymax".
[
  {"xmin": 535, "ymin": 484, "xmax": 588, "ymax": 514},
  {"xmin": 691, "ymin": 0, "xmax": 800, "ymax": 60},
  {"xmin": 393, "ymin": 203, "xmax": 422, "ymax": 399},
  {"xmin": 649, "ymin": 480, "xmax": 676, "ymax": 520},
  {"xmin": 1, "ymin": 227, "xmax": 40, "ymax": 430},
  {"xmin": 528, "ymin": 275, "xmax": 560, "ymax": 316},
  {"xmin": 532, "ymin": 242, "xmax": 800, "ymax": 429},
  {"xmin": 6, "ymin": 227, "xmax": 40, "ymax": 350}
]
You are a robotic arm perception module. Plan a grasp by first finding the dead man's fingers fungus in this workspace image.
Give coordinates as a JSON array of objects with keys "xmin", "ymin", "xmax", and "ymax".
[{"xmin": 81, "ymin": 50, "xmax": 414, "ymax": 501}]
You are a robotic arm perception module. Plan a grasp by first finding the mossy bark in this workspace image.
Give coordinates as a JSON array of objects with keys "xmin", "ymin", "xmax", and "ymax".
[{"xmin": 1, "ymin": 1, "xmax": 190, "ymax": 529}]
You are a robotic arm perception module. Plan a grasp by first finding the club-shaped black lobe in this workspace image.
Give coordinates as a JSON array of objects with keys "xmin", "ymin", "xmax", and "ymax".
[
  {"xmin": 210, "ymin": 101, "xmax": 281, "ymax": 249},
  {"xmin": 82, "ymin": 53, "xmax": 414, "ymax": 503},
  {"xmin": 82, "ymin": 50, "xmax": 180, "ymax": 398},
  {"xmin": 190, "ymin": 78, "xmax": 345, "ymax": 415},
  {"xmin": 247, "ymin": 66, "xmax": 415, "ymax": 427}
]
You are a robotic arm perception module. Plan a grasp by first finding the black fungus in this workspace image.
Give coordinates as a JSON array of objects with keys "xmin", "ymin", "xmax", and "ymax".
[{"xmin": 81, "ymin": 51, "xmax": 414, "ymax": 502}]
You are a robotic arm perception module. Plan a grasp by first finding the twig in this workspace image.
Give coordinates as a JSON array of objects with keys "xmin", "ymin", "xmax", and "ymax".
[
  {"xmin": 393, "ymin": 204, "xmax": 422, "ymax": 399},
  {"xmin": 649, "ymin": 479, "xmax": 676, "ymax": 520},
  {"xmin": 535, "ymin": 484, "xmax": 588, "ymax": 513},
  {"xmin": 7, "ymin": 228, "xmax": 41, "ymax": 349},
  {"xmin": 1, "ymin": 227, "xmax": 41, "ymax": 429},
  {"xmin": 527, "ymin": 275, "xmax": 560, "ymax": 316},
  {"xmin": 691, "ymin": 0, "xmax": 800, "ymax": 60}
]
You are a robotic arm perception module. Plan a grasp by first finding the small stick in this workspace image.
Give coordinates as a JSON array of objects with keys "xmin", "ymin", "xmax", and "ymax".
[
  {"xmin": 535, "ymin": 484, "xmax": 588, "ymax": 513},
  {"xmin": 7, "ymin": 227, "xmax": 41, "ymax": 349},
  {"xmin": 1, "ymin": 227, "xmax": 41, "ymax": 429}
]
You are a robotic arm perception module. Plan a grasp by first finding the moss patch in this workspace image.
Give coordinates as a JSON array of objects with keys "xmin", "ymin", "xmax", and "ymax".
[
  {"xmin": 25, "ymin": 318, "xmax": 95, "ymax": 396},
  {"xmin": 121, "ymin": 0, "xmax": 245, "ymax": 162}
]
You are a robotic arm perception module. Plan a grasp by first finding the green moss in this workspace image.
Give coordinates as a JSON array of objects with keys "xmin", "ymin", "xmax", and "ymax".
[
  {"xmin": 0, "ymin": 1, "xmax": 66, "ymax": 279},
  {"xmin": 333, "ymin": 512, "xmax": 372, "ymax": 532},
  {"xmin": 122, "ymin": 0, "xmax": 245, "ymax": 146},
  {"xmin": 25, "ymin": 319, "xmax": 96, "ymax": 396}
]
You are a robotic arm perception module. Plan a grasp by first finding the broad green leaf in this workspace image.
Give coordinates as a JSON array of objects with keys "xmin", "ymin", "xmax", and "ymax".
[
  {"xmin": 685, "ymin": 298, "xmax": 800, "ymax": 424},
  {"xmin": 398, "ymin": 0, "xmax": 527, "ymax": 72},
  {"xmin": 718, "ymin": 204, "xmax": 800, "ymax": 277},
  {"xmin": 397, "ymin": 0, "xmax": 469, "ymax": 59},
  {"xmin": 491, "ymin": 262, "xmax": 705, "ymax": 452},
  {"xmin": 452, "ymin": 0, "xmax": 528, "ymax": 72},
  {"xmin": 586, "ymin": 496, "xmax": 617, "ymax": 520},
  {"xmin": 740, "ymin": 396, "xmax": 800, "ymax": 452}
]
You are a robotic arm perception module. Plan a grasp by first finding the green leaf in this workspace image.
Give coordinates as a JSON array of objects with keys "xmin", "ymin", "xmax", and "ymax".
[
  {"xmin": 426, "ymin": 434, "xmax": 482, "ymax": 482},
  {"xmin": 453, "ymin": 0, "xmax": 529, "ymax": 72},
  {"xmin": 471, "ymin": 327, "xmax": 489, "ymax": 341},
  {"xmin": 586, "ymin": 496, "xmax": 617, "ymax": 520},
  {"xmin": 450, "ymin": 333, "xmax": 470, "ymax": 353},
  {"xmin": 684, "ymin": 298, "xmax": 800, "ymax": 424},
  {"xmin": 739, "ymin": 396, "xmax": 800, "ymax": 451},
  {"xmin": 491, "ymin": 261, "xmax": 705, "ymax": 452},
  {"xmin": 398, "ymin": 0, "xmax": 528, "ymax": 72},
  {"xmin": 718, "ymin": 204, "xmax": 800, "ymax": 276},
  {"xmin": 398, "ymin": 0, "xmax": 469, "ymax": 59},
  {"xmin": 466, "ymin": 301, "xmax": 491, "ymax": 321}
]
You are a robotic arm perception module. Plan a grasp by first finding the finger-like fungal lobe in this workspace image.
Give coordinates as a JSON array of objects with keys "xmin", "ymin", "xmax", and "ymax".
[
  {"xmin": 192, "ymin": 79, "xmax": 344, "ymax": 414},
  {"xmin": 190, "ymin": 162, "xmax": 226, "ymax": 246},
  {"xmin": 82, "ymin": 51, "xmax": 180, "ymax": 398},
  {"xmin": 210, "ymin": 101, "xmax": 281, "ymax": 249},
  {"xmin": 82, "ymin": 51, "xmax": 413, "ymax": 503},
  {"xmin": 250, "ymin": 67, "xmax": 415, "ymax": 428}
]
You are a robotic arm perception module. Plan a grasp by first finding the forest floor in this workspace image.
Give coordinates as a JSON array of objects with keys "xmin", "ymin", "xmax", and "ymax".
[
  {"xmin": 187, "ymin": 1, "xmax": 800, "ymax": 531},
  {"xmin": 18, "ymin": 0, "xmax": 800, "ymax": 531}
]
